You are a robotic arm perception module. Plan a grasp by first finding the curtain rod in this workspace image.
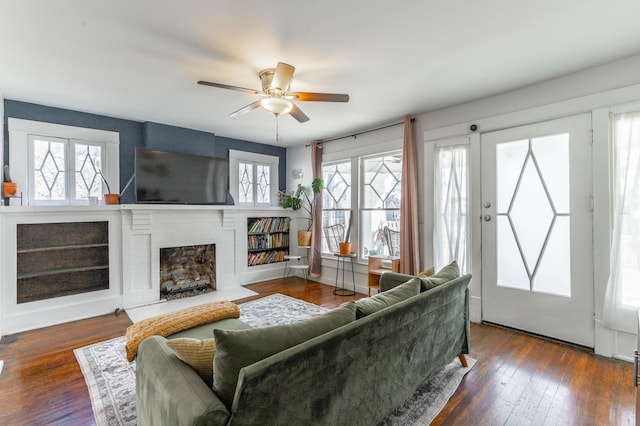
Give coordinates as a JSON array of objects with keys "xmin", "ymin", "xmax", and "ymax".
[{"xmin": 305, "ymin": 118, "xmax": 414, "ymax": 147}]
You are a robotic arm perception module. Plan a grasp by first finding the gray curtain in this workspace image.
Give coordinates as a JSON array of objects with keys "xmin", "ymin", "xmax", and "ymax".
[
  {"xmin": 309, "ymin": 141, "xmax": 323, "ymax": 277},
  {"xmin": 400, "ymin": 117, "xmax": 420, "ymax": 274}
]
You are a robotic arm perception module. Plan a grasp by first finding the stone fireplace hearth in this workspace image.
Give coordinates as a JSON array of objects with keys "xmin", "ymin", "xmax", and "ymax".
[{"xmin": 160, "ymin": 244, "xmax": 216, "ymax": 301}]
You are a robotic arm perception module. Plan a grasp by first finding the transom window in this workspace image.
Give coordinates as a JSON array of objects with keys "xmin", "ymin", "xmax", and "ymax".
[
  {"xmin": 30, "ymin": 135, "xmax": 105, "ymax": 203},
  {"xmin": 229, "ymin": 150, "xmax": 278, "ymax": 206},
  {"xmin": 238, "ymin": 161, "xmax": 271, "ymax": 205},
  {"xmin": 8, "ymin": 118, "xmax": 119, "ymax": 207}
]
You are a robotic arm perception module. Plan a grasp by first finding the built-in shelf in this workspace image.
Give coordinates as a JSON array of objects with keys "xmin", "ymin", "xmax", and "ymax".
[
  {"xmin": 18, "ymin": 265, "xmax": 109, "ymax": 280},
  {"xmin": 247, "ymin": 217, "xmax": 290, "ymax": 266},
  {"xmin": 16, "ymin": 221, "xmax": 110, "ymax": 303},
  {"xmin": 17, "ymin": 243, "xmax": 109, "ymax": 254}
]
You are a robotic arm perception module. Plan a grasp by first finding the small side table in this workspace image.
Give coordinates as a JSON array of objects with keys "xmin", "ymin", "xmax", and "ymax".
[
  {"xmin": 367, "ymin": 256, "xmax": 401, "ymax": 296},
  {"xmin": 283, "ymin": 246, "xmax": 310, "ymax": 284},
  {"xmin": 333, "ymin": 252, "xmax": 356, "ymax": 296}
]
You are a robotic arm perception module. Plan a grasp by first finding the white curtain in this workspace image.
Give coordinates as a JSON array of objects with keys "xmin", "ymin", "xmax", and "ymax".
[
  {"xmin": 603, "ymin": 111, "xmax": 640, "ymax": 334},
  {"xmin": 434, "ymin": 143, "xmax": 470, "ymax": 273}
]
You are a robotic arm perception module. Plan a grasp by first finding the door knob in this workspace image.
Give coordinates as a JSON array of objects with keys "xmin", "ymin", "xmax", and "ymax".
[
  {"xmin": 483, "ymin": 202, "xmax": 491, "ymax": 208},
  {"xmin": 483, "ymin": 215, "xmax": 492, "ymax": 222}
]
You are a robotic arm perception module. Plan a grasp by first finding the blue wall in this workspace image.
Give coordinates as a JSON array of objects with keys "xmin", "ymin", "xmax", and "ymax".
[{"xmin": 3, "ymin": 100, "xmax": 286, "ymax": 204}]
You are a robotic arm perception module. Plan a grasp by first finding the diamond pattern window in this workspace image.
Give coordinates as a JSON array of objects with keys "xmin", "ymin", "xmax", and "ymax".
[
  {"xmin": 30, "ymin": 135, "xmax": 106, "ymax": 204},
  {"xmin": 361, "ymin": 152, "xmax": 402, "ymax": 258},
  {"xmin": 496, "ymin": 134, "xmax": 571, "ymax": 297},
  {"xmin": 322, "ymin": 161, "xmax": 351, "ymax": 254}
]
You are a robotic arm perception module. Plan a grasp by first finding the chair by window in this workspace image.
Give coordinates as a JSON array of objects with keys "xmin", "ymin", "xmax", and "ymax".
[
  {"xmin": 324, "ymin": 224, "xmax": 345, "ymax": 254},
  {"xmin": 384, "ymin": 226, "xmax": 400, "ymax": 257}
]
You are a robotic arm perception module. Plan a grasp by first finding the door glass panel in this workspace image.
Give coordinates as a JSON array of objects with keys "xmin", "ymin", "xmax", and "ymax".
[
  {"xmin": 497, "ymin": 216, "xmax": 529, "ymax": 290},
  {"xmin": 496, "ymin": 139, "xmax": 528, "ymax": 213},
  {"xmin": 510, "ymin": 155, "xmax": 554, "ymax": 273},
  {"xmin": 533, "ymin": 216, "xmax": 571, "ymax": 296},
  {"xmin": 532, "ymin": 134, "xmax": 570, "ymax": 213},
  {"xmin": 495, "ymin": 136, "xmax": 571, "ymax": 295}
]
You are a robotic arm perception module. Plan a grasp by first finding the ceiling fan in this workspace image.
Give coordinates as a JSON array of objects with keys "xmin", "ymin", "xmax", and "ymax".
[{"xmin": 197, "ymin": 62, "xmax": 349, "ymax": 123}]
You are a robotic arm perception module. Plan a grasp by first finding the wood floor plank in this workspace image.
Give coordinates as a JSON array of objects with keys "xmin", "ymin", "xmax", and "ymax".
[{"xmin": 0, "ymin": 277, "xmax": 635, "ymax": 425}]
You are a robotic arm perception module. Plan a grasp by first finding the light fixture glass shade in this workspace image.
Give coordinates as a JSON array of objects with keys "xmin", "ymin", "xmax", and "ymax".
[{"xmin": 261, "ymin": 97, "xmax": 293, "ymax": 115}]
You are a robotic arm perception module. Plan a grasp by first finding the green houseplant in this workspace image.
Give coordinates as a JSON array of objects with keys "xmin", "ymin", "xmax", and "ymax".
[{"xmin": 282, "ymin": 178, "xmax": 324, "ymax": 246}]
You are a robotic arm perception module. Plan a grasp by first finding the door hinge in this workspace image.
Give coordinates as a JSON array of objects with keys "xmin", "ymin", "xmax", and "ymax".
[{"xmin": 590, "ymin": 195, "xmax": 595, "ymax": 212}]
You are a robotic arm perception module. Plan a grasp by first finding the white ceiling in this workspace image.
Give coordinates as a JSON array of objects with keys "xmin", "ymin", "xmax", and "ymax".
[{"xmin": 2, "ymin": 1, "xmax": 640, "ymax": 147}]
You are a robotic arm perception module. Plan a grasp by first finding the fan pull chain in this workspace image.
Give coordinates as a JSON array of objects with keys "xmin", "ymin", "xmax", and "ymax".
[{"xmin": 275, "ymin": 113, "xmax": 280, "ymax": 142}]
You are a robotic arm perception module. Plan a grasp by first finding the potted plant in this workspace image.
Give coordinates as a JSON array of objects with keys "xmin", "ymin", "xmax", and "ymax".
[
  {"xmin": 3, "ymin": 165, "xmax": 18, "ymax": 199},
  {"xmin": 282, "ymin": 178, "xmax": 324, "ymax": 246},
  {"xmin": 99, "ymin": 170, "xmax": 119, "ymax": 205},
  {"xmin": 339, "ymin": 212, "xmax": 353, "ymax": 255}
]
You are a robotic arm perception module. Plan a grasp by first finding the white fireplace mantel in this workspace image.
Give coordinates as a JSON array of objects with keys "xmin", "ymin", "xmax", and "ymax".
[{"xmin": 0, "ymin": 204, "xmax": 298, "ymax": 336}]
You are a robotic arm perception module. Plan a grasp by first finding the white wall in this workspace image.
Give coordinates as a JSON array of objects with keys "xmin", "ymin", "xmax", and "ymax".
[{"xmin": 417, "ymin": 53, "xmax": 640, "ymax": 360}]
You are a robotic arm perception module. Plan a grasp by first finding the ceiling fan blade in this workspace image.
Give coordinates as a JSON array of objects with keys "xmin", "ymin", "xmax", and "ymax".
[
  {"xmin": 230, "ymin": 100, "xmax": 262, "ymax": 117},
  {"xmin": 271, "ymin": 62, "xmax": 295, "ymax": 92},
  {"xmin": 290, "ymin": 92, "xmax": 350, "ymax": 102},
  {"xmin": 198, "ymin": 80, "xmax": 262, "ymax": 95},
  {"xmin": 289, "ymin": 103, "xmax": 310, "ymax": 123}
]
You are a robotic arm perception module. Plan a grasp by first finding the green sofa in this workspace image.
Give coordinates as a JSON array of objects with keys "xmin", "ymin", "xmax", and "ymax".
[{"xmin": 136, "ymin": 273, "xmax": 471, "ymax": 425}]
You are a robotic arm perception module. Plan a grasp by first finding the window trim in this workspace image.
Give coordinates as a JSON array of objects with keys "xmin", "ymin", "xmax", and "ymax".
[
  {"xmin": 8, "ymin": 118, "xmax": 119, "ymax": 206},
  {"xmin": 229, "ymin": 149, "xmax": 279, "ymax": 207}
]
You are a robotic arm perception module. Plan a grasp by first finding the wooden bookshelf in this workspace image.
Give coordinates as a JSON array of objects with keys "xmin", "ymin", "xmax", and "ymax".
[{"xmin": 247, "ymin": 217, "xmax": 290, "ymax": 266}]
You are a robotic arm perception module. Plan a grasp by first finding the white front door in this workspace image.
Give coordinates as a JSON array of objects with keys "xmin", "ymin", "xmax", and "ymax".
[{"xmin": 480, "ymin": 114, "xmax": 594, "ymax": 347}]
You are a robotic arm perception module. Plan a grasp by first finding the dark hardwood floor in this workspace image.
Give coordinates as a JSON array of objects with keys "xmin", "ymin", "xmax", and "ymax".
[{"xmin": 0, "ymin": 277, "xmax": 634, "ymax": 425}]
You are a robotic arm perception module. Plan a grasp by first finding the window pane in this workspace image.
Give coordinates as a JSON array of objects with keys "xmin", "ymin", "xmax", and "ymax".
[
  {"xmin": 361, "ymin": 152, "xmax": 402, "ymax": 259},
  {"xmin": 322, "ymin": 161, "xmax": 352, "ymax": 254},
  {"xmin": 363, "ymin": 154, "xmax": 402, "ymax": 208},
  {"xmin": 238, "ymin": 162, "xmax": 253, "ymax": 204},
  {"xmin": 256, "ymin": 164, "xmax": 270, "ymax": 204},
  {"xmin": 434, "ymin": 144, "xmax": 470, "ymax": 273},
  {"xmin": 321, "ymin": 210, "xmax": 351, "ymax": 254},
  {"xmin": 75, "ymin": 143, "xmax": 103, "ymax": 200},
  {"xmin": 33, "ymin": 138, "xmax": 66, "ymax": 200},
  {"xmin": 323, "ymin": 162, "xmax": 351, "ymax": 209},
  {"xmin": 361, "ymin": 210, "xmax": 400, "ymax": 258}
]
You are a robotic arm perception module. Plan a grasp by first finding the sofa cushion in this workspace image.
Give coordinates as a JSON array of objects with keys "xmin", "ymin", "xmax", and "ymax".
[
  {"xmin": 166, "ymin": 338, "xmax": 215, "ymax": 387},
  {"xmin": 355, "ymin": 278, "xmax": 420, "ymax": 319},
  {"xmin": 419, "ymin": 260, "xmax": 460, "ymax": 291},
  {"xmin": 168, "ymin": 317, "xmax": 252, "ymax": 340},
  {"xmin": 417, "ymin": 266, "xmax": 435, "ymax": 277},
  {"xmin": 212, "ymin": 301, "xmax": 356, "ymax": 407}
]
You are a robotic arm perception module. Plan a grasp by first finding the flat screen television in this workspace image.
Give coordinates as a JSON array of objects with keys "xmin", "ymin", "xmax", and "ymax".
[{"xmin": 135, "ymin": 148, "xmax": 230, "ymax": 205}]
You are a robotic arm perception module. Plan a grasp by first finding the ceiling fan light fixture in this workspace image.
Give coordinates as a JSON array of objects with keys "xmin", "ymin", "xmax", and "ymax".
[{"xmin": 261, "ymin": 97, "xmax": 293, "ymax": 115}]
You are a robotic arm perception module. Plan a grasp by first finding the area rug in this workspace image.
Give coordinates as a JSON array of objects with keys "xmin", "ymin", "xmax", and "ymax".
[{"xmin": 75, "ymin": 293, "xmax": 475, "ymax": 425}]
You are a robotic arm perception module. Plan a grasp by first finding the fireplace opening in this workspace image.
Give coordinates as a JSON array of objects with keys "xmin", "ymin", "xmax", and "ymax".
[{"xmin": 160, "ymin": 244, "xmax": 216, "ymax": 301}]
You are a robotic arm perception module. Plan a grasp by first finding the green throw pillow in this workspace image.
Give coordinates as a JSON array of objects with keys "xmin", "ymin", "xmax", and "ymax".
[
  {"xmin": 212, "ymin": 301, "xmax": 356, "ymax": 407},
  {"xmin": 419, "ymin": 260, "xmax": 460, "ymax": 291},
  {"xmin": 355, "ymin": 278, "xmax": 420, "ymax": 319}
]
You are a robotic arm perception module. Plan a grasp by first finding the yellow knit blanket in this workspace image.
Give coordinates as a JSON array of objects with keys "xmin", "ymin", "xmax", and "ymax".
[{"xmin": 125, "ymin": 300, "xmax": 240, "ymax": 362}]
